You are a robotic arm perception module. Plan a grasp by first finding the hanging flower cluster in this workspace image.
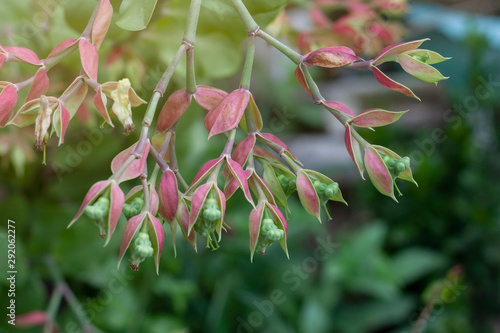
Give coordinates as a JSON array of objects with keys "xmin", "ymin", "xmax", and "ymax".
[{"xmin": 0, "ymin": 0, "xmax": 449, "ymax": 273}]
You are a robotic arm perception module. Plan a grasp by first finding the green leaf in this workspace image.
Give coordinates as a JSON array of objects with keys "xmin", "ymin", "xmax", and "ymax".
[
  {"xmin": 197, "ymin": 32, "xmax": 242, "ymax": 79},
  {"xmin": 116, "ymin": 0, "xmax": 158, "ymax": 31},
  {"xmin": 392, "ymin": 248, "xmax": 447, "ymax": 284}
]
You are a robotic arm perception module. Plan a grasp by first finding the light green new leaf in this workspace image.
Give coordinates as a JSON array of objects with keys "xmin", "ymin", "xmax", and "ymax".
[{"xmin": 116, "ymin": 0, "xmax": 158, "ymax": 31}]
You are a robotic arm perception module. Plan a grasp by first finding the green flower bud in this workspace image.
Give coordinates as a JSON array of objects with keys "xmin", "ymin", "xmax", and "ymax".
[
  {"xmin": 278, "ymin": 174, "xmax": 297, "ymax": 196},
  {"xmin": 203, "ymin": 207, "xmax": 221, "ymax": 222},
  {"xmin": 323, "ymin": 182, "xmax": 339, "ymax": 199},
  {"xmin": 129, "ymin": 232, "xmax": 153, "ymax": 271},
  {"xmin": 412, "ymin": 51, "xmax": 431, "ymax": 63},
  {"xmin": 258, "ymin": 217, "xmax": 284, "ymax": 254},
  {"xmin": 123, "ymin": 196, "xmax": 144, "ymax": 218},
  {"xmin": 84, "ymin": 196, "xmax": 109, "ymax": 222}
]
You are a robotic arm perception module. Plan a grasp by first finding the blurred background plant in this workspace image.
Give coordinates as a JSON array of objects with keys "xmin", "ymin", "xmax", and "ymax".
[{"xmin": 0, "ymin": 0, "xmax": 499, "ymax": 332}]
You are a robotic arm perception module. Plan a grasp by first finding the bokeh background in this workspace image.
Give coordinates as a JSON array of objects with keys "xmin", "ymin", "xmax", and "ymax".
[{"xmin": 1, "ymin": 0, "xmax": 499, "ymax": 332}]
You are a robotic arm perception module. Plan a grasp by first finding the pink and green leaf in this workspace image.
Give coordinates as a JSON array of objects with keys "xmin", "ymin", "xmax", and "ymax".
[
  {"xmin": 26, "ymin": 68, "xmax": 49, "ymax": 102},
  {"xmin": 117, "ymin": 213, "xmax": 145, "ymax": 269},
  {"xmin": 193, "ymin": 85, "xmax": 227, "ymax": 111},
  {"xmin": 91, "ymin": 0, "xmax": 113, "ymax": 50},
  {"xmin": 188, "ymin": 183, "xmax": 212, "ymax": 235},
  {"xmin": 204, "ymin": 89, "xmax": 250, "ymax": 138},
  {"xmin": 364, "ymin": 146, "xmax": 396, "ymax": 200},
  {"xmin": 322, "ymin": 100, "xmax": 356, "ymax": 117},
  {"xmin": 350, "ymin": 109, "xmax": 408, "ymax": 128},
  {"xmin": 303, "ymin": 46, "xmax": 362, "ymax": 68},
  {"xmin": 110, "ymin": 141, "xmax": 150, "ymax": 183},
  {"xmin": 159, "ymin": 169, "xmax": 179, "ymax": 222},
  {"xmin": 226, "ymin": 157, "xmax": 254, "ymax": 206},
  {"xmin": 188, "ymin": 157, "xmax": 224, "ymax": 192},
  {"xmin": 94, "ymin": 86, "xmax": 113, "ymax": 126},
  {"xmin": 147, "ymin": 213, "xmax": 165, "ymax": 275},
  {"xmin": 105, "ymin": 181, "xmax": 125, "ymax": 246},
  {"xmin": 240, "ymin": 93, "xmax": 263, "ymax": 132},
  {"xmin": 177, "ymin": 199, "xmax": 196, "ymax": 251},
  {"xmin": 371, "ymin": 66, "xmax": 420, "ymax": 100},
  {"xmin": 62, "ymin": 77, "xmax": 89, "ymax": 117},
  {"xmin": 157, "ymin": 89, "xmax": 192, "ymax": 132},
  {"xmin": 296, "ymin": 171, "xmax": 321, "ymax": 221},
  {"xmin": 0, "ymin": 84, "xmax": 18, "ymax": 126},
  {"xmin": 47, "ymin": 38, "xmax": 79, "ymax": 58},
  {"xmin": 69, "ymin": 180, "xmax": 110, "ymax": 226},
  {"xmin": 79, "ymin": 39, "xmax": 99, "ymax": 81},
  {"xmin": 4, "ymin": 46, "xmax": 42, "ymax": 65},
  {"xmin": 398, "ymin": 54, "xmax": 449, "ymax": 83},
  {"xmin": 372, "ymin": 38, "xmax": 429, "ymax": 65},
  {"xmin": 232, "ymin": 133, "xmax": 256, "ymax": 166},
  {"xmin": 249, "ymin": 203, "xmax": 265, "ymax": 262},
  {"xmin": 294, "ymin": 66, "xmax": 312, "ymax": 97},
  {"xmin": 344, "ymin": 124, "xmax": 365, "ymax": 179},
  {"xmin": 372, "ymin": 144, "xmax": 418, "ymax": 186},
  {"xmin": 267, "ymin": 202, "xmax": 289, "ymax": 259}
]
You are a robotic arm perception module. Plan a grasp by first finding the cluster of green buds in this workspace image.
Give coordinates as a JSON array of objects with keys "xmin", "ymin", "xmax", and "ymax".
[
  {"xmin": 258, "ymin": 217, "xmax": 285, "ymax": 254},
  {"xmin": 313, "ymin": 180, "xmax": 339, "ymax": 206},
  {"xmin": 84, "ymin": 196, "xmax": 110, "ymax": 236},
  {"xmin": 382, "ymin": 155, "xmax": 410, "ymax": 178},
  {"xmin": 277, "ymin": 173, "xmax": 296, "ymax": 197},
  {"xmin": 123, "ymin": 196, "xmax": 144, "ymax": 218},
  {"xmin": 193, "ymin": 198, "xmax": 223, "ymax": 250},
  {"xmin": 129, "ymin": 231, "xmax": 154, "ymax": 271}
]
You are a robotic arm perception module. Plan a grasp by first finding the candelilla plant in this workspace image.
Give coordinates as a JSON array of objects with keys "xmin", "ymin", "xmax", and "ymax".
[{"xmin": 0, "ymin": 0, "xmax": 449, "ymax": 272}]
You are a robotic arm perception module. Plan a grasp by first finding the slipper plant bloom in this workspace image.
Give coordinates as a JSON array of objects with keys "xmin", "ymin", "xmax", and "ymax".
[
  {"xmin": 68, "ymin": 179, "xmax": 124, "ymax": 246},
  {"xmin": 118, "ymin": 211, "xmax": 165, "ymax": 273}
]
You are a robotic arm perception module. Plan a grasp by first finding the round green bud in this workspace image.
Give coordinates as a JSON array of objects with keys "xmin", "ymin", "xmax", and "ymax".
[
  {"xmin": 203, "ymin": 207, "xmax": 221, "ymax": 222},
  {"xmin": 134, "ymin": 243, "xmax": 153, "ymax": 258},
  {"xmin": 123, "ymin": 203, "xmax": 139, "ymax": 218},
  {"xmin": 324, "ymin": 182, "xmax": 339, "ymax": 199}
]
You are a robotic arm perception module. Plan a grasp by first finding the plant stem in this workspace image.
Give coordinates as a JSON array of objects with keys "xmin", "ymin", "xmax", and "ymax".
[
  {"xmin": 183, "ymin": 0, "xmax": 203, "ymax": 45},
  {"xmin": 301, "ymin": 65, "xmax": 324, "ymax": 104},
  {"xmin": 140, "ymin": 170, "xmax": 150, "ymax": 213},
  {"xmin": 149, "ymin": 145, "xmax": 170, "ymax": 173},
  {"xmin": 186, "ymin": 48, "xmax": 197, "ymax": 95},
  {"xmin": 240, "ymin": 36, "xmax": 255, "ymax": 90},
  {"xmin": 44, "ymin": 285, "xmax": 63, "ymax": 333},
  {"xmin": 44, "ymin": 257, "xmax": 97, "ymax": 333},
  {"xmin": 257, "ymin": 31, "xmax": 303, "ymax": 64},
  {"xmin": 222, "ymin": 129, "xmax": 237, "ymax": 156},
  {"xmin": 229, "ymin": 0, "xmax": 259, "ymax": 34},
  {"xmin": 230, "ymin": 0, "xmax": 302, "ymax": 64},
  {"xmin": 81, "ymin": 0, "xmax": 102, "ymax": 39},
  {"xmin": 168, "ymin": 138, "xmax": 189, "ymax": 191}
]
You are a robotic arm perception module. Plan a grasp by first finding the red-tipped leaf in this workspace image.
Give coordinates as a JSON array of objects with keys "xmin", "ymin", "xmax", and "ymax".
[
  {"xmin": 157, "ymin": 89, "xmax": 191, "ymax": 132},
  {"xmin": 364, "ymin": 146, "xmax": 395, "ymax": 200},
  {"xmin": 118, "ymin": 213, "xmax": 145, "ymax": 268},
  {"xmin": 194, "ymin": 85, "xmax": 227, "ymax": 111},
  {"xmin": 159, "ymin": 169, "xmax": 179, "ymax": 222},
  {"xmin": 371, "ymin": 66, "xmax": 420, "ymax": 100},
  {"xmin": 79, "ymin": 39, "xmax": 99, "ymax": 80},
  {"xmin": 204, "ymin": 89, "xmax": 250, "ymax": 138},
  {"xmin": 111, "ymin": 141, "xmax": 150, "ymax": 183},
  {"xmin": 92, "ymin": 0, "xmax": 113, "ymax": 50},
  {"xmin": 373, "ymin": 38, "xmax": 429, "ymax": 65},
  {"xmin": 350, "ymin": 109, "xmax": 408, "ymax": 128},
  {"xmin": 4, "ymin": 46, "xmax": 41, "ymax": 65},
  {"xmin": 344, "ymin": 124, "xmax": 365, "ymax": 179},
  {"xmin": 296, "ymin": 171, "xmax": 321, "ymax": 221},
  {"xmin": 303, "ymin": 46, "xmax": 362, "ymax": 68},
  {"xmin": 147, "ymin": 213, "xmax": 165, "ymax": 275},
  {"xmin": 26, "ymin": 68, "xmax": 49, "ymax": 101}
]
